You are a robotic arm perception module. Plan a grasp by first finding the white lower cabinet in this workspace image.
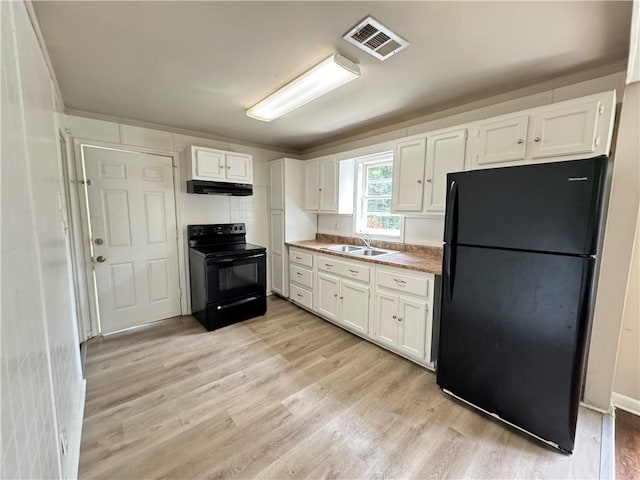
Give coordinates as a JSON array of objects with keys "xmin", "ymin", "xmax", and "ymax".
[
  {"xmin": 340, "ymin": 279, "xmax": 370, "ymax": 335},
  {"xmin": 287, "ymin": 249, "xmax": 436, "ymax": 369},
  {"xmin": 374, "ymin": 266, "xmax": 434, "ymax": 366},
  {"xmin": 316, "ymin": 272, "xmax": 340, "ymax": 321},
  {"xmin": 316, "ymin": 271, "xmax": 370, "ymax": 334}
]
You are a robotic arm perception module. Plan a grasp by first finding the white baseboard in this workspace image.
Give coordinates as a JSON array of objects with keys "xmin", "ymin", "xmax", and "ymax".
[
  {"xmin": 612, "ymin": 392, "xmax": 640, "ymax": 416},
  {"xmin": 62, "ymin": 379, "xmax": 86, "ymax": 480}
]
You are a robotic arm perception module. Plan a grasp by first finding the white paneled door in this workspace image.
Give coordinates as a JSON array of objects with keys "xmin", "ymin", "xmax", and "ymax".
[{"xmin": 83, "ymin": 146, "xmax": 181, "ymax": 333}]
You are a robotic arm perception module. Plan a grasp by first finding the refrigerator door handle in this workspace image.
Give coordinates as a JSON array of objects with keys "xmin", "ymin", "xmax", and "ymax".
[
  {"xmin": 445, "ymin": 180, "xmax": 458, "ymax": 244},
  {"xmin": 444, "ymin": 245, "xmax": 456, "ymax": 302}
]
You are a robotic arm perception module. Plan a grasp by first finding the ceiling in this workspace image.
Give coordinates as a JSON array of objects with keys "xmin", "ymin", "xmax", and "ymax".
[{"xmin": 33, "ymin": 1, "xmax": 632, "ymax": 152}]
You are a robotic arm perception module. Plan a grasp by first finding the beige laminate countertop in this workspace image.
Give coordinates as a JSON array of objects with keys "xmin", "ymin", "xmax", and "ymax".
[{"xmin": 286, "ymin": 239, "xmax": 443, "ymax": 275}]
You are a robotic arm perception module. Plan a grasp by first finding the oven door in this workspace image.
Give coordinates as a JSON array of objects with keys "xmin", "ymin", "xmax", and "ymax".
[{"xmin": 206, "ymin": 252, "xmax": 266, "ymax": 304}]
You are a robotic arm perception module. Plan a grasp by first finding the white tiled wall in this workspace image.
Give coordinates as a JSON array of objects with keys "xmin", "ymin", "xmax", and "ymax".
[{"xmin": 2, "ymin": 2, "xmax": 84, "ymax": 479}]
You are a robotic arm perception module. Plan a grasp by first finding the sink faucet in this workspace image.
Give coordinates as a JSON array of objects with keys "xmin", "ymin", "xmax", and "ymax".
[{"xmin": 358, "ymin": 234, "xmax": 372, "ymax": 249}]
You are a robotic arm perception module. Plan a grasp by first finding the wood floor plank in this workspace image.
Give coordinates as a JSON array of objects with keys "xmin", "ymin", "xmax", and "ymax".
[{"xmin": 79, "ymin": 296, "xmax": 607, "ymax": 479}]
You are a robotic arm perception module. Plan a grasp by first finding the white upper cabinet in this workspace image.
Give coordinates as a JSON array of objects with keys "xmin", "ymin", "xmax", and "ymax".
[
  {"xmin": 269, "ymin": 159, "xmax": 284, "ymax": 210},
  {"xmin": 424, "ymin": 128, "xmax": 467, "ymax": 213},
  {"xmin": 304, "ymin": 155, "xmax": 338, "ymax": 212},
  {"xmin": 226, "ymin": 152, "xmax": 253, "ymax": 183},
  {"xmin": 187, "ymin": 146, "xmax": 253, "ymax": 184},
  {"xmin": 392, "ymin": 137, "xmax": 426, "ymax": 212},
  {"xmin": 529, "ymin": 98, "xmax": 600, "ymax": 159},
  {"xmin": 472, "ymin": 114, "xmax": 529, "ymax": 168},
  {"xmin": 468, "ymin": 90, "xmax": 615, "ymax": 170},
  {"xmin": 319, "ymin": 157, "xmax": 338, "ymax": 212},
  {"xmin": 194, "ymin": 149, "xmax": 225, "ymax": 180},
  {"xmin": 304, "ymin": 160, "xmax": 319, "ymax": 210}
]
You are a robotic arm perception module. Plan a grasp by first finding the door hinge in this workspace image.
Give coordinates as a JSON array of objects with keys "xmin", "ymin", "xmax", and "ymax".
[
  {"xmin": 598, "ymin": 104, "xmax": 604, "ymax": 115},
  {"xmin": 594, "ymin": 136, "xmax": 600, "ymax": 148},
  {"xmin": 176, "ymin": 228, "xmax": 180, "ymax": 239},
  {"xmin": 464, "ymin": 130, "xmax": 469, "ymax": 140}
]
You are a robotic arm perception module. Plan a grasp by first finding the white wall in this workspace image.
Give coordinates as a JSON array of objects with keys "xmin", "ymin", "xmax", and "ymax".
[
  {"xmin": 1, "ymin": 2, "xmax": 84, "ymax": 478},
  {"xmin": 63, "ymin": 115, "xmax": 293, "ymax": 313},
  {"xmin": 613, "ymin": 209, "xmax": 640, "ymax": 414},
  {"xmin": 315, "ymin": 72, "xmax": 626, "ymax": 247},
  {"xmin": 585, "ymin": 80, "xmax": 640, "ymax": 411}
]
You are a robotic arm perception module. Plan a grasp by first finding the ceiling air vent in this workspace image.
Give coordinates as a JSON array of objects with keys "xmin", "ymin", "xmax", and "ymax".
[{"xmin": 343, "ymin": 16, "xmax": 409, "ymax": 61}]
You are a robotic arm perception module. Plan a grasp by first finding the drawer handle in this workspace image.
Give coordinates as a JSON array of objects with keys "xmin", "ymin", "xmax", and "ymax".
[
  {"xmin": 295, "ymin": 256, "xmax": 302, "ymax": 260},
  {"xmin": 348, "ymin": 269, "xmax": 359, "ymax": 274},
  {"xmin": 325, "ymin": 263, "xmax": 334, "ymax": 268},
  {"xmin": 296, "ymin": 272, "xmax": 303, "ymax": 276},
  {"xmin": 297, "ymin": 293, "xmax": 303, "ymax": 298},
  {"xmin": 393, "ymin": 278, "xmax": 407, "ymax": 284}
]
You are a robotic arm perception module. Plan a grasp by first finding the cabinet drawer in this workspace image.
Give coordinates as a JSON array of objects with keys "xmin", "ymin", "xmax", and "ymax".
[
  {"xmin": 290, "ymin": 284, "xmax": 313, "ymax": 309},
  {"xmin": 289, "ymin": 264, "xmax": 313, "ymax": 289},
  {"xmin": 376, "ymin": 269, "xmax": 429, "ymax": 297},
  {"xmin": 289, "ymin": 248, "xmax": 313, "ymax": 268},
  {"xmin": 318, "ymin": 256, "xmax": 370, "ymax": 284}
]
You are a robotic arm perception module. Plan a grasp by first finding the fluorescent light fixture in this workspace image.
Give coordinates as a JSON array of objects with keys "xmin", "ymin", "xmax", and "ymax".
[{"xmin": 246, "ymin": 53, "xmax": 360, "ymax": 122}]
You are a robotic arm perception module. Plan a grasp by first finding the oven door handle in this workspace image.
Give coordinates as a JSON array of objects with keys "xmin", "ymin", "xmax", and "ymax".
[{"xmin": 208, "ymin": 253, "xmax": 265, "ymax": 265}]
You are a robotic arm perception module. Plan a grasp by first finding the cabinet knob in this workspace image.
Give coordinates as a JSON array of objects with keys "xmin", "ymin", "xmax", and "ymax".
[
  {"xmin": 318, "ymin": 188, "xmax": 323, "ymax": 191},
  {"xmin": 517, "ymin": 139, "xmax": 524, "ymax": 144},
  {"xmin": 96, "ymin": 256, "xmax": 106, "ymax": 263},
  {"xmin": 392, "ymin": 315, "xmax": 397, "ymax": 319},
  {"xmin": 334, "ymin": 293, "xmax": 338, "ymax": 298},
  {"xmin": 417, "ymin": 179, "xmax": 423, "ymax": 184},
  {"xmin": 426, "ymin": 179, "xmax": 432, "ymax": 183},
  {"xmin": 534, "ymin": 136, "xmax": 541, "ymax": 142},
  {"xmin": 398, "ymin": 317, "xmax": 403, "ymax": 322},
  {"xmin": 340, "ymin": 296, "xmax": 344, "ymax": 300},
  {"xmin": 227, "ymin": 166, "xmax": 231, "ymax": 169}
]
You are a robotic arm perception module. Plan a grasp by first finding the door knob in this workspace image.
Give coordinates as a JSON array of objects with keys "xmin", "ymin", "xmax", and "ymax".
[
  {"xmin": 96, "ymin": 256, "xmax": 106, "ymax": 263},
  {"xmin": 94, "ymin": 238, "xmax": 104, "ymax": 245}
]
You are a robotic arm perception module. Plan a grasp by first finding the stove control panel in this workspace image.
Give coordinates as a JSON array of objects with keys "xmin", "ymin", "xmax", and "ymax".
[{"xmin": 188, "ymin": 223, "xmax": 246, "ymax": 241}]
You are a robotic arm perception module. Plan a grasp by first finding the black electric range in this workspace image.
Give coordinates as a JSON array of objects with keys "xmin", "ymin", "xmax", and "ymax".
[{"xmin": 188, "ymin": 223, "xmax": 267, "ymax": 331}]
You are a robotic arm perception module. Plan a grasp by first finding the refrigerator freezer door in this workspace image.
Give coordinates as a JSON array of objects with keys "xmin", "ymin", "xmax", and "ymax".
[
  {"xmin": 437, "ymin": 245, "xmax": 594, "ymax": 452},
  {"xmin": 444, "ymin": 156, "xmax": 607, "ymax": 255}
]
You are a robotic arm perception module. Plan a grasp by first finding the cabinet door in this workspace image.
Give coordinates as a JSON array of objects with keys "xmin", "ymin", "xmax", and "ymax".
[
  {"xmin": 424, "ymin": 129, "xmax": 467, "ymax": 212},
  {"xmin": 269, "ymin": 211, "xmax": 284, "ymax": 256},
  {"xmin": 373, "ymin": 292, "xmax": 398, "ymax": 348},
  {"xmin": 475, "ymin": 115, "xmax": 528, "ymax": 167},
  {"xmin": 304, "ymin": 160, "xmax": 320, "ymax": 211},
  {"xmin": 225, "ymin": 153, "xmax": 252, "ymax": 183},
  {"xmin": 392, "ymin": 138, "xmax": 426, "ymax": 212},
  {"xmin": 529, "ymin": 99, "xmax": 599, "ymax": 160},
  {"xmin": 316, "ymin": 272, "xmax": 339, "ymax": 321},
  {"xmin": 271, "ymin": 253, "xmax": 284, "ymax": 296},
  {"xmin": 397, "ymin": 297, "xmax": 427, "ymax": 360},
  {"xmin": 340, "ymin": 280, "xmax": 369, "ymax": 335},
  {"xmin": 195, "ymin": 149, "xmax": 225, "ymax": 180},
  {"xmin": 319, "ymin": 157, "xmax": 338, "ymax": 212},
  {"xmin": 269, "ymin": 160, "xmax": 284, "ymax": 210}
]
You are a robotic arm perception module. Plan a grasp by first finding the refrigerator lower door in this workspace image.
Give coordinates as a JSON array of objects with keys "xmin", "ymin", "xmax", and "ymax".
[{"xmin": 437, "ymin": 245, "xmax": 594, "ymax": 453}]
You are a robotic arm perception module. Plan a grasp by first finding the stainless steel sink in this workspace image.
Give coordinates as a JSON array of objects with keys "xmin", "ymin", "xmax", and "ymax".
[
  {"xmin": 323, "ymin": 244, "xmax": 362, "ymax": 253},
  {"xmin": 350, "ymin": 248, "xmax": 395, "ymax": 257}
]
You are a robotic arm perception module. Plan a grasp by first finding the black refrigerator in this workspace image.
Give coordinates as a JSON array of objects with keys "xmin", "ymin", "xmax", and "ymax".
[{"xmin": 436, "ymin": 156, "xmax": 608, "ymax": 454}]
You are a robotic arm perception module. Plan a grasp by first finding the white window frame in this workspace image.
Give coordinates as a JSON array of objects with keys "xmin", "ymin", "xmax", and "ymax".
[{"xmin": 353, "ymin": 152, "xmax": 403, "ymax": 240}]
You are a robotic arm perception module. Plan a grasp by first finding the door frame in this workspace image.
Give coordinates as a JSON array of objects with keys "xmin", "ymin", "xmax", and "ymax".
[{"xmin": 71, "ymin": 138, "xmax": 187, "ymax": 337}]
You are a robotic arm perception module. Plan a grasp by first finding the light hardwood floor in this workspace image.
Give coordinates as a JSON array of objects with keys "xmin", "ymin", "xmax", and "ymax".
[{"xmin": 79, "ymin": 296, "xmax": 606, "ymax": 479}]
